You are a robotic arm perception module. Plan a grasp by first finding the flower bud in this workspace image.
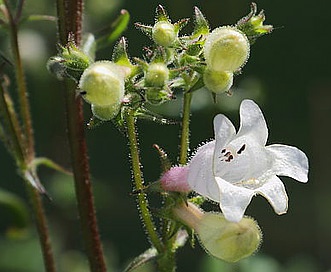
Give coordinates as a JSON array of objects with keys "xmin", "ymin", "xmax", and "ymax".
[
  {"xmin": 145, "ymin": 63, "xmax": 169, "ymax": 87},
  {"xmin": 204, "ymin": 27, "xmax": 250, "ymax": 72},
  {"xmin": 78, "ymin": 61, "xmax": 125, "ymax": 107},
  {"xmin": 91, "ymin": 104, "xmax": 121, "ymax": 121},
  {"xmin": 159, "ymin": 166, "xmax": 190, "ymax": 192},
  {"xmin": 152, "ymin": 21, "xmax": 177, "ymax": 47},
  {"xmin": 173, "ymin": 202, "xmax": 261, "ymax": 262},
  {"xmin": 203, "ymin": 68, "xmax": 233, "ymax": 94}
]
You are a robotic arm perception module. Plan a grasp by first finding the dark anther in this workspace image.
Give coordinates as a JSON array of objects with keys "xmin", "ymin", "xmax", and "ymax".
[{"xmin": 237, "ymin": 144, "xmax": 246, "ymax": 155}]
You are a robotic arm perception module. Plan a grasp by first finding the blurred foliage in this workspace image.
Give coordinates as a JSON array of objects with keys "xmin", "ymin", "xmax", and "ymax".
[{"xmin": 0, "ymin": 0, "xmax": 330, "ymax": 271}]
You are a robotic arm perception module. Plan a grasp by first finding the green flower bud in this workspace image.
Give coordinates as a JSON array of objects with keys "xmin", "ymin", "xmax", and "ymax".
[
  {"xmin": 173, "ymin": 202, "xmax": 261, "ymax": 263},
  {"xmin": 197, "ymin": 213, "xmax": 261, "ymax": 262},
  {"xmin": 91, "ymin": 104, "xmax": 121, "ymax": 121},
  {"xmin": 204, "ymin": 26, "xmax": 250, "ymax": 72},
  {"xmin": 78, "ymin": 61, "xmax": 125, "ymax": 107},
  {"xmin": 152, "ymin": 21, "xmax": 177, "ymax": 47},
  {"xmin": 203, "ymin": 68, "xmax": 233, "ymax": 94},
  {"xmin": 145, "ymin": 63, "xmax": 169, "ymax": 87}
]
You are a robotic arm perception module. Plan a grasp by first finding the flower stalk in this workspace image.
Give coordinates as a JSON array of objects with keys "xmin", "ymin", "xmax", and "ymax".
[
  {"xmin": 126, "ymin": 110, "xmax": 163, "ymax": 253},
  {"xmin": 179, "ymin": 92, "xmax": 192, "ymax": 165}
]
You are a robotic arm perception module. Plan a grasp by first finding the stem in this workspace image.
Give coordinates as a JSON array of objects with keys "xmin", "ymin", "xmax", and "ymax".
[
  {"xmin": 3, "ymin": 0, "xmax": 34, "ymax": 160},
  {"xmin": 126, "ymin": 110, "xmax": 163, "ymax": 253},
  {"xmin": 27, "ymin": 186, "xmax": 57, "ymax": 272},
  {"xmin": 179, "ymin": 92, "xmax": 192, "ymax": 165},
  {"xmin": 1, "ymin": 3, "xmax": 56, "ymax": 271},
  {"xmin": 56, "ymin": 1, "xmax": 107, "ymax": 271}
]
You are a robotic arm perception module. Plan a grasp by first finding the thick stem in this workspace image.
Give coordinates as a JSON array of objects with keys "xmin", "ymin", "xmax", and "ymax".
[
  {"xmin": 126, "ymin": 110, "xmax": 163, "ymax": 253},
  {"xmin": 56, "ymin": 1, "xmax": 107, "ymax": 271},
  {"xmin": 179, "ymin": 92, "xmax": 192, "ymax": 165}
]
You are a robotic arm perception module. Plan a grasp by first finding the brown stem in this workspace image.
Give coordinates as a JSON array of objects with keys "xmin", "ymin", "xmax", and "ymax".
[
  {"xmin": 28, "ymin": 186, "xmax": 57, "ymax": 272},
  {"xmin": 56, "ymin": 0, "xmax": 107, "ymax": 271}
]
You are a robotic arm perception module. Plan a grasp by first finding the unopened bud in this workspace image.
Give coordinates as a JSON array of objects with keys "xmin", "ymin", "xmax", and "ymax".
[
  {"xmin": 173, "ymin": 202, "xmax": 261, "ymax": 262},
  {"xmin": 152, "ymin": 21, "xmax": 177, "ymax": 47},
  {"xmin": 203, "ymin": 68, "xmax": 233, "ymax": 94},
  {"xmin": 78, "ymin": 61, "xmax": 125, "ymax": 107},
  {"xmin": 91, "ymin": 104, "xmax": 121, "ymax": 121},
  {"xmin": 145, "ymin": 63, "xmax": 169, "ymax": 87},
  {"xmin": 204, "ymin": 26, "xmax": 250, "ymax": 72},
  {"xmin": 159, "ymin": 166, "xmax": 190, "ymax": 192}
]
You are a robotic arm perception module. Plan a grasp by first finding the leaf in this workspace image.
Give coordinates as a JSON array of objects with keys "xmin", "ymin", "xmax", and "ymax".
[
  {"xmin": 96, "ymin": 9, "xmax": 130, "ymax": 50},
  {"xmin": 124, "ymin": 247, "xmax": 158, "ymax": 272},
  {"xmin": 30, "ymin": 157, "xmax": 72, "ymax": 176},
  {"xmin": 0, "ymin": 188, "xmax": 30, "ymax": 238}
]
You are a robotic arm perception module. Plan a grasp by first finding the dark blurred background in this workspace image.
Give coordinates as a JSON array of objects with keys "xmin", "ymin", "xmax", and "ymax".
[{"xmin": 0, "ymin": 0, "xmax": 330, "ymax": 271}]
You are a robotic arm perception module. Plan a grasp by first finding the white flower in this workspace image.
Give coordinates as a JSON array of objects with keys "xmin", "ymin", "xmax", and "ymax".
[{"xmin": 187, "ymin": 99, "xmax": 309, "ymax": 222}]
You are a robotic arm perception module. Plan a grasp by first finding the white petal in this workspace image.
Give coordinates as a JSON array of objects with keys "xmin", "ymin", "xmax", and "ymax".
[
  {"xmin": 188, "ymin": 141, "xmax": 220, "ymax": 201},
  {"xmin": 215, "ymin": 177, "xmax": 255, "ymax": 222},
  {"xmin": 267, "ymin": 144, "xmax": 309, "ymax": 183},
  {"xmin": 257, "ymin": 176, "xmax": 288, "ymax": 214},
  {"xmin": 236, "ymin": 100, "xmax": 268, "ymax": 145},
  {"xmin": 213, "ymin": 114, "xmax": 236, "ymax": 148}
]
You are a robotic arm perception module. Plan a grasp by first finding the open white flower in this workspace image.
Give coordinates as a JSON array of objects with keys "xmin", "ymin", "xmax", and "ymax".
[{"xmin": 188, "ymin": 99, "xmax": 309, "ymax": 222}]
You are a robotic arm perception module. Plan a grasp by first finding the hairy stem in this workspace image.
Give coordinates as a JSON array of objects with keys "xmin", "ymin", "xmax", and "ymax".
[
  {"xmin": 56, "ymin": 0, "xmax": 107, "ymax": 271},
  {"xmin": 1, "ymin": 2, "xmax": 56, "ymax": 271},
  {"xmin": 179, "ymin": 92, "xmax": 192, "ymax": 165},
  {"xmin": 27, "ymin": 186, "xmax": 57, "ymax": 272},
  {"xmin": 3, "ymin": 0, "xmax": 34, "ymax": 160},
  {"xmin": 126, "ymin": 110, "xmax": 163, "ymax": 253}
]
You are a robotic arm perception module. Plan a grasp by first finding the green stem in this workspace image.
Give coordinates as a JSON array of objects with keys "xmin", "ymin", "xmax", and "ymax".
[
  {"xmin": 56, "ymin": 1, "xmax": 107, "ymax": 271},
  {"xmin": 179, "ymin": 92, "xmax": 192, "ymax": 165},
  {"xmin": 126, "ymin": 110, "xmax": 163, "ymax": 253}
]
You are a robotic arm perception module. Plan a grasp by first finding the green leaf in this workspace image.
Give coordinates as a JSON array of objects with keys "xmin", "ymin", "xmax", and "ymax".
[
  {"xmin": 0, "ymin": 188, "xmax": 30, "ymax": 238},
  {"xmin": 96, "ymin": 9, "xmax": 130, "ymax": 50},
  {"xmin": 30, "ymin": 157, "xmax": 72, "ymax": 176}
]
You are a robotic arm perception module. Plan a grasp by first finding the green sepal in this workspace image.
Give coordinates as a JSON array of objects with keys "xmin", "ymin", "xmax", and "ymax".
[
  {"xmin": 134, "ymin": 22, "xmax": 153, "ymax": 38},
  {"xmin": 112, "ymin": 37, "xmax": 136, "ymax": 74},
  {"xmin": 236, "ymin": 2, "xmax": 273, "ymax": 43},
  {"xmin": 153, "ymin": 144, "xmax": 172, "ymax": 171},
  {"xmin": 0, "ymin": 188, "xmax": 30, "ymax": 238},
  {"xmin": 191, "ymin": 6, "xmax": 209, "ymax": 38},
  {"xmin": 173, "ymin": 18, "xmax": 190, "ymax": 34},
  {"xmin": 96, "ymin": 9, "xmax": 130, "ymax": 50},
  {"xmin": 155, "ymin": 5, "xmax": 170, "ymax": 22}
]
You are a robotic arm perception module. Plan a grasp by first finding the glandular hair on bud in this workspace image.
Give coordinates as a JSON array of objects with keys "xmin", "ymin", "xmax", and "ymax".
[
  {"xmin": 203, "ymin": 68, "xmax": 233, "ymax": 94},
  {"xmin": 78, "ymin": 61, "xmax": 125, "ymax": 107},
  {"xmin": 152, "ymin": 21, "xmax": 177, "ymax": 47},
  {"xmin": 204, "ymin": 26, "xmax": 250, "ymax": 72},
  {"xmin": 145, "ymin": 63, "xmax": 169, "ymax": 87},
  {"xmin": 197, "ymin": 213, "xmax": 261, "ymax": 262},
  {"xmin": 91, "ymin": 104, "xmax": 121, "ymax": 121}
]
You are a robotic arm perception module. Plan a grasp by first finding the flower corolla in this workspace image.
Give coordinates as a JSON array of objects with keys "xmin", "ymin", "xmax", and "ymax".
[{"xmin": 187, "ymin": 100, "xmax": 309, "ymax": 222}]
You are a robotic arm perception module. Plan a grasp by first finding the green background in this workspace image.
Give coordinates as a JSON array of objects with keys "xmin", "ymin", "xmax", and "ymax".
[{"xmin": 0, "ymin": 0, "xmax": 329, "ymax": 271}]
